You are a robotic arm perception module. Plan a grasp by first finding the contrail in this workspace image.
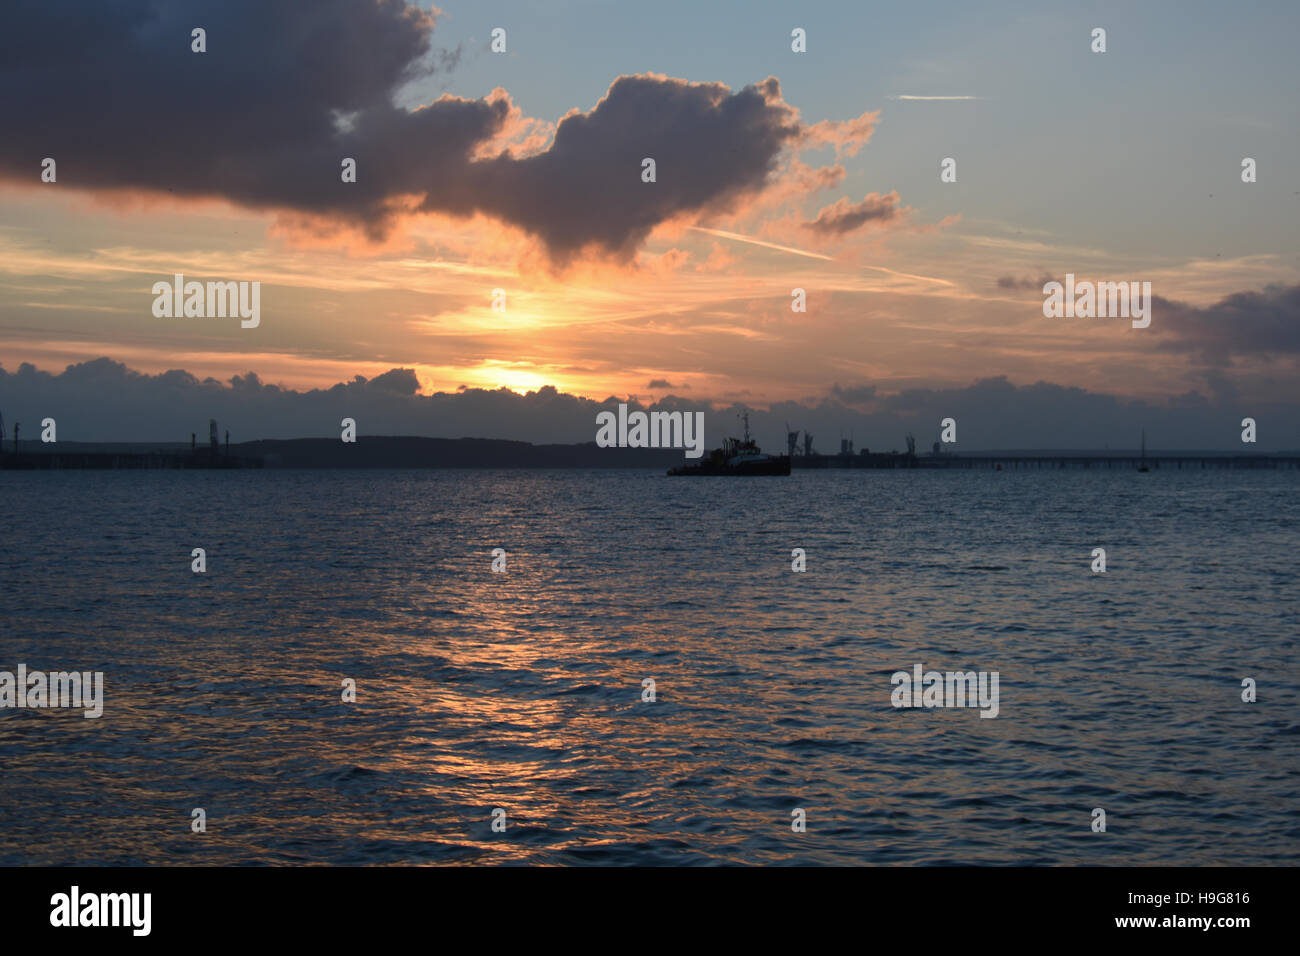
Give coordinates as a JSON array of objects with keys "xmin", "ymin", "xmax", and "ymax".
[
  {"xmin": 888, "ymin": 95, "xmax": 983, "ymax": 101},
  {"xmin": 690, "ymin": 227, "xmax": 955, "ymax": 287},
  {"xmin": 688, "ymin": 227, "xmax": 835, "ymax": 261},
  {"xmin": 862, "ymin": 265, "xmax": 955, "ymax": 288}
]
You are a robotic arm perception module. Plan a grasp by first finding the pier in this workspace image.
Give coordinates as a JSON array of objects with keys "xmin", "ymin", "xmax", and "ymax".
[
  {"xmin": 790, "ymin": 452, "xmax": 1300, "ymax": 470},
  {"xmin": 918, "ymin": 454, "xmax": 1300, "ymax": 470},
  {"xmin": 792, "ymin": 451, "xmax": 919, "ymax": 469}
]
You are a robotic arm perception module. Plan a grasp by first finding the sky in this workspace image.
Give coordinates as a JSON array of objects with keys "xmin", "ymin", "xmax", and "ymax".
[{"xmin": 1, "ymin": 0, "xmax": 1297, "ymax": 449}]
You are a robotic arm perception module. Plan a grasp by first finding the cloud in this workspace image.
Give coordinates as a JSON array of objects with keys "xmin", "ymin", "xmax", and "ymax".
[
  {"xmin": 5, "ymin": 358, "xmax": 1297, "ymax": 451},
  {"xmin": 1152, "ymin": 283, "xmax": 1300, "ymax": 361},
  {"xmin": 453, "ymin": 74, "xmax": 802, "ymax": 261},
  {"xmin": 0, "ymin": 2, "xmax": 804, "ymax": 262},
  {"xmin": 646, "ymin": 379, "xmax": 683, "ymax": 389},
  {"xmin": 367, "ymin": 367, "xmax": 422, "ymax": 394},
  {"xmin": 992, "ymin": 279, "xmax": 1300, "ymax": 362},
  {"xmin": 996, "ymin": 273, "xmax": 1054, "ymax": 290},
  {"xmin": 798, "ymin": 110, "xmax": 880, "ymax": 159},
  {"xmin": 803, "ymin": 192, "xmax": 902, "ymax": 235},
  {"xmin": 830, "ymin": 383, "xmax": 877, "ymax": 406}
]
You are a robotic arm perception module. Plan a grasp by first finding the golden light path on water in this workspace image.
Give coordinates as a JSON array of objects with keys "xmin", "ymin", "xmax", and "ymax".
[{"xmin": 1, "ymin": 469, "xmax": 1296, "ymax": 864}]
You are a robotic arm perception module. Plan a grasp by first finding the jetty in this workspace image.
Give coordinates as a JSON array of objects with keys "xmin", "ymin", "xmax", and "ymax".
[
  {"xmin": 917, "ymin": 453, "xmax": 1300, "ymax": 471},
  {"xmin": 782, "ymin": 428, "xmax": 1300, "ymax": 471}
]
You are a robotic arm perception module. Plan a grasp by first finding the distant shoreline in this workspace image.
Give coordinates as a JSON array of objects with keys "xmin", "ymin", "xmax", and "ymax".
[{"xmin": 3, "ymin": 436, "xmax": 1299, "ymax": 470}]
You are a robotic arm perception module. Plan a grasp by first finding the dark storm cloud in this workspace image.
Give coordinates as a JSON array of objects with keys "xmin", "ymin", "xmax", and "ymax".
[
  {"xmin": 803, "ymin": 192, "xmax": 900, "ymax": 235},
  {"xmin": 1152, "ymin": 283, "xmax": 1300, "ymax": 361},
  {"xmin": 450, "ymin": 74, "xmax": 801, "ymax": 259},
  {"xmin": 5, "ymin": 359, "xmax": 1298, "ymax": 450},
  {"xmin": 0, "ymin": 1, "xmax": 801, "ymax": 258},
  {"xmin": 0, "ymin": 0, "xmax": 470, "ymax": 229},
  {"xmin": 996, "ymin": 278, "xmax": 1300, "ymax": 359}
]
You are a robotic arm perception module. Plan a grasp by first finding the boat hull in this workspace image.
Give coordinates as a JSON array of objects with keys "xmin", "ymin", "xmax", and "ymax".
[{"xmin": 667, "ymin": 456, "xmax": 791, "ymax": 476}]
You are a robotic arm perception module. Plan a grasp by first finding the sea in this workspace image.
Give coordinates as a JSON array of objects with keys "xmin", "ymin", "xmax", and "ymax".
[{"xmin": 1, "ymin": 468, "xmax": 1296, "ymax": 865}]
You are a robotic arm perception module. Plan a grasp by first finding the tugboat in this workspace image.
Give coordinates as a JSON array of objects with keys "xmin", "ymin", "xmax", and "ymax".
[{"xmin": 667, "ymin": 412, "xmax": 791, "ymax": 476}]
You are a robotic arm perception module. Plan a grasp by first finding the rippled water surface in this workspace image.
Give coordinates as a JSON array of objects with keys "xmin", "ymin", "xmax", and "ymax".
[{"xmin": 1, "ymin": 468, "xmax": 1297, "ymax": 865}]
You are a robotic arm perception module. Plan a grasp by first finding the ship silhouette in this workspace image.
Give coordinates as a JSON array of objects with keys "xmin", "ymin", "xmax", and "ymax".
[{"xmin": 667, "ymin": 412, "xmax": 791, "ymax": 476}]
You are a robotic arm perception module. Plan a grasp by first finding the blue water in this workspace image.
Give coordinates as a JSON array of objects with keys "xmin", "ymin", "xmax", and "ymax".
[{"xmin": 1, "ymin": 469, "xmax": 1296, "ymax": 865}]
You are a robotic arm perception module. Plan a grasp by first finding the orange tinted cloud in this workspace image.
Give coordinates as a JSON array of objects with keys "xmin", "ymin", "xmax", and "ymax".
[
  {"xmin": 798, "ymin": 109, "xmax": 881, "ymax": 158},
  {"xmin": 804, "ymin": 192, "xmax": 906, "ymax": 235}
]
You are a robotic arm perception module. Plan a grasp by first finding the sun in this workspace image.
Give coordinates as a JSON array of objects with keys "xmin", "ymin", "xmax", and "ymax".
[{"xmin": 467, "ymin": 362, "xmax": 554, "ymax": 395}]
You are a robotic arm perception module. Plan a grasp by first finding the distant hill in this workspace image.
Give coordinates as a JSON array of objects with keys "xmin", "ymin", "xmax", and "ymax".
[
  {"xmin": 236, "ymin": 436, "xmax": 682, "ymax": 468},
  {"xmin": 3, "ymin": 436, "xmax": 684, "ymax": 468}
]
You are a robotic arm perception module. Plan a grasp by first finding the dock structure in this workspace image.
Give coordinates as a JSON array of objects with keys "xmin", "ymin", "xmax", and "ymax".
[
  {"xmin": 779, "ymin": 425, "xmax": 1300, "ymax": 471},
  {"xmin": 792, "ymin": 451, "xmax": 919, "ymax": 469},
  {"xmin": 916, "ymin": 454, "xmax": 1300, "ymax": 471},
  {"xmin": 789, "ymin": 451, "xmax": 1300, "ymax": 471}
]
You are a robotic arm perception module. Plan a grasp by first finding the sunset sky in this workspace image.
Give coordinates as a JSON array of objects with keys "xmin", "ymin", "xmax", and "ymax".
[{"xmin": 1, "ymin": 0, "xmax": 1297, "ymax": 447}]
